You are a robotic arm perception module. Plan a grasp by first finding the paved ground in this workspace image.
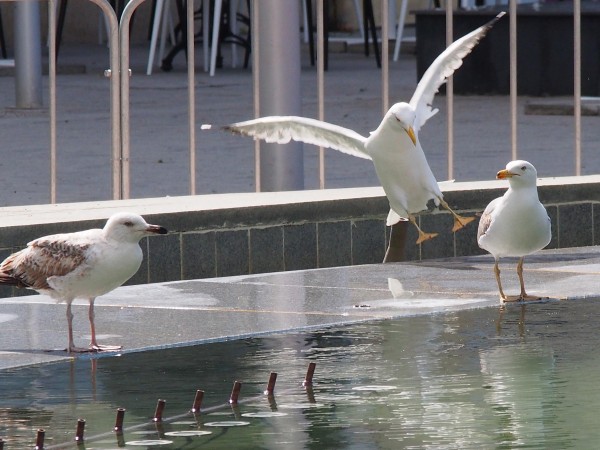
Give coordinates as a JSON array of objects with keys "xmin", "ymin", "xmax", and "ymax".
[
  {"xmin": 1, "ymin": 245, "xmax": 599, "ymax": 370},
  {"xmin": 0, "ymin": 37, "xmax": 599, "ymax": 206}
]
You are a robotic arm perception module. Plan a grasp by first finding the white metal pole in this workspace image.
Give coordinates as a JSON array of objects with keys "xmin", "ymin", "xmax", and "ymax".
[
  {"xmin": 187, "ymin": 0, "xmax": 196, "ymax": 194},
  {"xmin": 509, "ymin": 0, "xmax": 518, "ymax": 161},
  {"xmin": 317, "ymin": 0, "xmax": 325, "ymax": 189},
  {"xmin": 574, "ymin": 0, "xmax": 581, "ymax": 175},
  {"xmin": 48, "ymin": 0, "xmax": 57, "ymax": 203},
  {"xmin": 382, "ymin": 0, "xmax": 389, "ymax": 114},
  {"xmin": 120, "ymin": 0, "xmax": 149, "ymax": 199},
  {"xmin": 251, "ymin": 1, "xmax": 261, "ymax": 192},
  {"xmin": 445, "ymin": 1, "xmax": 453, "ymax": 180}
]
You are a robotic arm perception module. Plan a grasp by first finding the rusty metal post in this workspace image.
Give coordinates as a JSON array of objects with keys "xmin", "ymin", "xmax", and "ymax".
[
  {"xmin": 303, "ymin": 362, "xmax": 316, "ymax": 387},
  {"xmin": 35, "ymin": 429, "xmax": 45, "ymax": 449},
  {"xmin": 114, "ymin": 408, "xmax": 126, "ymax": 431},
  {"xmin": 192, "ymin": 390, "xmax": 204, "ymax": 413},
  {"xmin": 74, "ymin": 418, "xmax": 85, "ymax": 443},
  {"xmin": 264, "ymin": 372, "xmax": 278, "ymax": 395},
  {"xmin": 153, "ymin": 399, "xmax": 166, "ymax": 422},
  {"xmin": 229, "ymin": 381, "xmax": 242, "ymax": 404}
]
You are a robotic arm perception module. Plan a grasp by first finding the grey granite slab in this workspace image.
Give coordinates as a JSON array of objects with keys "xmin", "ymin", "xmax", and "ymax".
[{"xmin": 1, "ymin": 246, "xmax": 600, "ymax": 371}]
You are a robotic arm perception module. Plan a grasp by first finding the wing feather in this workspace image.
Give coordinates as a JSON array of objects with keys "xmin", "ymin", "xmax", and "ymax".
[
  {"xmin": 409, "ymin": 12, "xmax": 505, "ymax": 131},
  {"xmin": 224, "ymin": 116, "xmax": 371, "ymax": 160},
  {"xmin": 0, "ymin": 239, "xmax": 90, "ymax": 290},
  {"xmin": 477, "ymin": 197, "xmax": 501, "ymax": 243}
]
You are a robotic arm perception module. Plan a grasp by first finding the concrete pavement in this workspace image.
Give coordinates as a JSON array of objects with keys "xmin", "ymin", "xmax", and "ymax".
[{"xmin": 0, "ymin": 39, "xmax": 598, "ymax": 206}]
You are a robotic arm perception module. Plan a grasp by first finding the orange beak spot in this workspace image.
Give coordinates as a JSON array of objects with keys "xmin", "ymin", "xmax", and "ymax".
[{"xmin": 496, "ymin": 169, "xmax": 513, "ymax": 179}]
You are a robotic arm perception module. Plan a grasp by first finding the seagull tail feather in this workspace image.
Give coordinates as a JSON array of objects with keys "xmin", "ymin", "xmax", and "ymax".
[{"xmin": 0, "ymin": 272, "xmax": 29, "ymax": 288}]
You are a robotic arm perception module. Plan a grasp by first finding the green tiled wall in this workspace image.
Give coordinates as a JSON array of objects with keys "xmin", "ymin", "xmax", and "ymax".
[{"xmin": 0, "ymin": 182, "xmax": 599, "ymax": 297}]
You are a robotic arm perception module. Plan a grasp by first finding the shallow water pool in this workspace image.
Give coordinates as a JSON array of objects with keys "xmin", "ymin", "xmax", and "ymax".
[{"xmin": 1, "ymin": 298, "xmax": 599, "ymax": 449}]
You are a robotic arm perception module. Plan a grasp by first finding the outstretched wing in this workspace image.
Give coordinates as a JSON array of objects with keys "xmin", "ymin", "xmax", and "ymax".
[
  {"xmin": 224, "ymin": 116, "xmax": 371, "ymax": 160},
  {"xmin": 409, "ymin": 12, "xmax": 505, "ymax": 131}
]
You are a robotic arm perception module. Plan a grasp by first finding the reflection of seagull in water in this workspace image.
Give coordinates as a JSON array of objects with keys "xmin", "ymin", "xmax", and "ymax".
[
  {"xmin": 224, "ymin": 12, "xmax": 505, "ymax": 245},
  {"xmin": 387, "ymin": 278, "xmax": 414, "ymax": 299},
  {"xmin": 477, "ymin": 160, "xmax": 551, "ymax": 302},
  {"xmin": 0, "ymin": 213, "xmax": 168, "ymax": 353}
]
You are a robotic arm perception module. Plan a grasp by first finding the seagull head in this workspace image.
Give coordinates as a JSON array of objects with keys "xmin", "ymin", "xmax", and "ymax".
[
  {"xmin": 387, "ymin": 103, "xmax": 417, "ymax": 146},
  {"xmin": 497, "ymin": 160, "xmax": 539, "ymax": 187},
  {"xmin": 103, "ymin": 212, "xmax": 168, "ymax": 243}
]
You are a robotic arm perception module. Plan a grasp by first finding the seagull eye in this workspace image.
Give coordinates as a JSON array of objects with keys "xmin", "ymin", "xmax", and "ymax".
[
  {"xmin": 123, "ymin": 221, "xmax": 134, "ymax": 227},
  {"xmin": 521, "ymin": 166, "xmax": 527, "ymax": 171}
]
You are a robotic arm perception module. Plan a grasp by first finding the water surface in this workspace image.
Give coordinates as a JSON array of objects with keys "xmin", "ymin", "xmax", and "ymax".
[{"xmin": 1, "ymin": 299, "xmax": 598, "ymax": 449}]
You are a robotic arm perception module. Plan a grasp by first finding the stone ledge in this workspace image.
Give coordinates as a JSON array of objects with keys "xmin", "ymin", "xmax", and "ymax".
[{"xmin": 0, "ymin": 175, "xmax": 597, "ymax": 298}]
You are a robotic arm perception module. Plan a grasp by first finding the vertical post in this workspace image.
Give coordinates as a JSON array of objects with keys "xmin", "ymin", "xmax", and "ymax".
[
  {"xmin": 303, "ymin": 362, "xmax": 316, "ymax": 387},
  {"xmin": 509, "ymin": 0, "xmax": 518, "ymax": 161},
  {"xmin": 13, "ymin": 0, "xmax": 43, "ymax": 109},
  {"xmin": 120, "ymin": 0, "xmax": 149, "ymax": 199},
  {"xmin": 229, "ymin": 381, "xmax": 242, "ymax": 404},
  {"xmin": 264, "ymin": 372, "xmax": 278, "ymax": 395},
  {"xmin": 445, "ymin": 2, "xmax": 453, "ymax": 180},
  {"xmin": 187, "ymin": 0, "xmax": 196, "ymax": 194},
  {"xmin": 316, "ymin": 0, "xmax": 325, "ymax": 189},
  {"xmin": 74, "ymin": 418, "xmax": 85, "ymax": 443},
  {"xmin": 48, "ymin": 0, "xmax": 57, "ymax": 203},
  {"xmin": 381, "ymin": 0, "xmax": 389, "ymax": 114},
  {"xmin": 191, "ymin": 390, "xmax": 204, "ymax": 413},
  {"xmin": 114, "ymin": 408, "xmax": 126, "ymax": 431},
  {"xmin": 86, "ymin": 0, "xmax": 121, "ymax": 201},
  {"xmin": 252, "ymin": 1, "xmax": 261, "ymax": 192},
  {"xmin": 153, "ymin": 399, "xmax": 166, "ymax": 422},
  {"xmin": 35, "ymin": 429, "xmax": 45, "ymax": 449},
  {"xmin": 573, "ymin": 0, "xmax": 581, "ymax": 175},
  {"xmin": 256, "ymin": 0, "xmax": 303, "ymax": 191}
]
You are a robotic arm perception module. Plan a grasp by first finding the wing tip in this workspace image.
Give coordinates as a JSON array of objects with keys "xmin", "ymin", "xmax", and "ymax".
[
  {"xmin": 222, "ymin": 124, "xmax": 243, "ymax": 136},
  {"xmin": 486, "ymin": 11, "xmax": 507, "ymax": 29}
]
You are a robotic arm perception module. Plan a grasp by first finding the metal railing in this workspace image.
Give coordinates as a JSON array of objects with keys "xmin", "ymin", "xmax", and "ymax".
[
  {"xmin": 118, "ymin": 0, "xmax": 196, "ymax": 198},
  {"xmin": 300, "ymin": 0, "xmax": 584, "ymax": 185},
  {"xmin": 2, "ymin": 0, "xmax": 119, "ymax": 201},
  {"xmin": 2, "ymin": 0, "xmax": 587, "ymax": 202}
]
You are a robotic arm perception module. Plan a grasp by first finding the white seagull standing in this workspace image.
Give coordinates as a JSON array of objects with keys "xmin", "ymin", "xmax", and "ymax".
[
  {"xmin": 224, "ymin": 12, "xmax": 505, "ymax": 245},
  {"xmin": 477, "ymin": 160, "xmax": 551, "ymax": 302},
  {"xmin": 0, "ymin": 212, "xmax": 168, "ymax": 352}
]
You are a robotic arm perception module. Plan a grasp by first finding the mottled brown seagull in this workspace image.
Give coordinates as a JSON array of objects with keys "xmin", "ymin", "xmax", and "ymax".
[
  {"xmin": 0, "ymin": 212, "xmax": 167, "ymax": 352},
  {"xmin": 477, "ymin": 160, "xmax": 551, "ymax": 302}
]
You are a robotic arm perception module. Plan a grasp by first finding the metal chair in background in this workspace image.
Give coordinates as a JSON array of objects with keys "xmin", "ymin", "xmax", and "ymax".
[{"xmin": 0, "ymin": 5, "xmax": 7, "ymax": 59}]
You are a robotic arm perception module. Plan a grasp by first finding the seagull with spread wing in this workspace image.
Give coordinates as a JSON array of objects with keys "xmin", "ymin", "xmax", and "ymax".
[{"xmin": 224, "ymin": 12, "xmax": 505, "ymax": 245}]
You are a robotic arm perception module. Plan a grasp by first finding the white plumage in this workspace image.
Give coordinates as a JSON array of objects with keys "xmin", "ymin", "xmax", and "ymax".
[
  {"xmin": 477, "ymin": 160, "xmax": 551, "ymax": 302},
  {"xmin": 0, "ymin": 212, "xmax": 168, "ymax": 352},
  {"xmin": 225, "ymin": 12, "xmax": 505, "ymax": 244}
]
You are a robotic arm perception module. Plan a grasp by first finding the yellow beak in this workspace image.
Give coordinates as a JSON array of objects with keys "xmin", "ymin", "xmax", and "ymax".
[
  {"xmin": 406, "ymin": 126, "xmax": 417, "ymax": 146},
  {"xmin": 496, "ymin": 169, "xmax": 514, "ymax": 179}
]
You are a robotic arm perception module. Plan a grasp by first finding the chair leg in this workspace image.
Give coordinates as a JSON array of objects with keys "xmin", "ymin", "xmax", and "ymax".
[
  {"xmin": 393, "ymin": 0, "xmax": 409, "ymax": 62},
  {"xmin": 306, "ymin": 0, "xmax": 315, "ymax": 66},
  {"xmin": 56, "ymin": 0, "xmax": 68, "ymax": 60},
  {"xmin": 146, "ymin": 0, "xmax": 164, "ymax": 75},
  {"xmin": 363, "ymin": 0, "xmax": 380, "ymax": 68},
  {"xmin": 0, "ymin": 5, "xmax": 7, "ymax": 59}
]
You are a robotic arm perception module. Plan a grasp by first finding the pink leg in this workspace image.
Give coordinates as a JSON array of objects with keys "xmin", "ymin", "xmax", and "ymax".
[
  {"xmin": 66, "ymin": 301, "xmax": 90, "ymax": 353},
  {"xmin": 493, "ymin": 260, "xmax": 507, "ymax": 302},
  {"xmin": 88, "ymin": 298, "xmax": 122, "ymax": 352}
]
